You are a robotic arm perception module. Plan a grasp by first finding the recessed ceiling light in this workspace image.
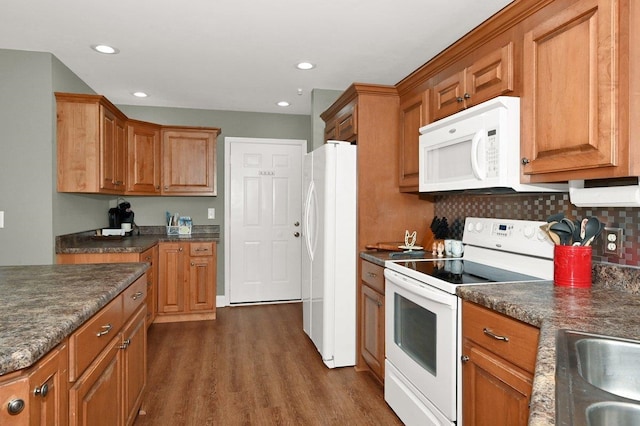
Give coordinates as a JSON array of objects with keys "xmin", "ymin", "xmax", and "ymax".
[
  {"xmin": 296, "ymin": 62, "xmax": 315, "ymax": 70},
  {"xmin": 133, "ymin": 92, "xmax": 148, "ymax": 98},
  {"xmin": 277, "ymin": 101, "xmax": 290, "ymax": 107},
  {"xmin": 91, "ymin": 44, "xmax": 119, "ymax": 54}
]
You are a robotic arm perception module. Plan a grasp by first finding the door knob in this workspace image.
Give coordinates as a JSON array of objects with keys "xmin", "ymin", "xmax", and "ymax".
[{"xmin": 294, "ymin": 232, "xmax": 300, "ymax": 237}]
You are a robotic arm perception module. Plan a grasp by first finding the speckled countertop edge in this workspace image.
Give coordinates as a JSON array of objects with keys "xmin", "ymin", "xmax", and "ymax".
[
  {"xmin": 0, "ymin": 263, "xmax": 148, "ymax": 376},
  {"xmin": 56, "ymin": 225, "xmax": 220, "ymax": 254}
]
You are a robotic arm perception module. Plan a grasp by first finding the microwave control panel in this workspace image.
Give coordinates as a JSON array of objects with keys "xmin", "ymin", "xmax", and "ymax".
[{"xmin": 485, "ymin": 129, "xmax": 498, "ymax": 178}]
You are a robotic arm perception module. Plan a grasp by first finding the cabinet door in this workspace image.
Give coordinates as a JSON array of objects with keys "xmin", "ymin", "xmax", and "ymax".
[
  {"xmin": 432, "ymin": 69, "xmax": 466, "ymax": 120},
  {"xmin": 140, "ymin": 246, "xmax": 158, "ymax": 327},
  {"xmin": 399, "ymin": 89, "xmax": 429, "ymax": 191},
  {"xmin": 162, "ymin": 129, "xmax": 218, "ymax": 195},
  {"xmin": 157, "ymin": 243, "xmax": 186, "ymax": 315},
  {"xmin": 122, "ymin": 308, "xmax": 146, "ymax": 426},
  {"xmin": 462, "ymin": 338, "xmax": 532, "ymax": 426},
  {"xmin": 521, "ymin": 0, "xmax": 617, "ymax": 177},
  {"xmin": 360, "ymin": 284, "xmax": 384, "ymax": 381},
  {"xmin": 28, "ymin": 343, "xmax": 68, "ymax": 426},
  {"xmin": 126, "ymin": 121, "xmax": 161, "ymax": 194},
  {"xmin": 187, "ymin": 255, "xmax": 216, "ymax": 312},
  {"xmin": 69, "ymin": 338, "xmax": 123, "ymax": 426},
  {"xmin": 100, "ymin": 107, "xmax": 126, "ymax": 193},
  {"xmin": 0, "ymin": 375, "xmax": 29, "ymax": 426},
  {"xmin": 336, "ymin": 106, "xmax": 357, "ymax": 142},
  {"xmin": 465, "ymin": 42, "xmax": 514, "ymax": 106}
]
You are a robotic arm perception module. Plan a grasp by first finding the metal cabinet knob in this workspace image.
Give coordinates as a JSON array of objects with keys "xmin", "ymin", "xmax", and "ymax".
[
  {"xmin": 119, "ymin": 338, "xmax": 131, "ymax": 350},
  {"xmin": 461, "ymin": 355, "xmax": 470, "ymax": 363},
  {"xmin": 34, "ymin": 383, "xmax": 49, "ymax": 398},
  {"xmin": 456, "ymin": 96, "xmax": 464, "ymax": 103},
  {"xmin": 179, "ymin": 247, "xmax": 183, "ymax": 252},
  {"xmin": 521, "ymin": 157, "xmax": 531, "ymax": 165},
  {"xmin": 7, "ymin": 399, "xmax": 25, "ymax": 415},
  {"xmin": 294, "ymin": 232, "xmax": 300, "ymax": 237},
  {"xmin": 463, "ymin": 92, "xmax": 471, "ymax": 99}
]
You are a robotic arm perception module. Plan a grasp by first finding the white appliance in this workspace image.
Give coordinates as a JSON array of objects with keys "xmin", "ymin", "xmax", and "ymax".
[
  {"xmin": 418, "ymin": 96, "xmax": 567, "ymax": 193},
  {"xmin": 301, "ymin": 141, "xmax": 357, "ymax": 368},
  {"xmin": 384, "ymin": 217, "xmax": 555, "ymax": 425}
]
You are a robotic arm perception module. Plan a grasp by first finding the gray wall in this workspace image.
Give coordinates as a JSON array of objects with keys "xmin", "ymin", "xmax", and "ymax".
[{"xmin": 0, "ymin": 50, "xmax": 55, "ymax": 265}]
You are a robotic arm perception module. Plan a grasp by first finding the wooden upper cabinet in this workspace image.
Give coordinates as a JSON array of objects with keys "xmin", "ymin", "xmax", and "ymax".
[
  {"xmin": 399, "ymin": 89, "xmax": 430, "ymax": 191},
  {"xmin": 56, "ymin": 93, "xmax": 128, "ymax": 194},
  {"xmin": 323, "ymin": 101, "xmax": 357, "ymax": 142},
  {"xmin": 521, "ymin": 0, "xmax": 621, "ymax": 181},
  {"xmin": 161, "ymin": 127, "xmax": 219, "ymax": 196},
  {"xmin": 432, "ymin": 42, "xmax": 514, "ymax": 121},
  {"xmin": 126, "ymin": 120, "xmax": 161, "ymax": 194}
]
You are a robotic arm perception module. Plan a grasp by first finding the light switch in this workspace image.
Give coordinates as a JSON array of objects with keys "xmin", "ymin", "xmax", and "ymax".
[
  {"xmin": 0, "ymin": 211, "xmax": 4, "ymax": 228},
  {"xmin": 207, "ymin": 208, "xmax": 215, "ymax": 219}
]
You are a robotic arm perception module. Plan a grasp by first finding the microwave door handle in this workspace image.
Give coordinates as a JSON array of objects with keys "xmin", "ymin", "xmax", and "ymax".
[{"xmin": 470, "ymin": 128, "xmax": 486, "ymax": 180}]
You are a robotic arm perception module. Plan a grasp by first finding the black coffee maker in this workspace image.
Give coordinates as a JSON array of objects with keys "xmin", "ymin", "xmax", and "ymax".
[{"xmin": 108, "ymin": 202, "xmax": 135, "ymax": 229}]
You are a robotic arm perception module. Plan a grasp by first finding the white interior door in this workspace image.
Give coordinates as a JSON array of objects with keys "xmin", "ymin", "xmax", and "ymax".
[{"xmin": 226, "ymin": 137, "xmax": 305, "ymax": 304}]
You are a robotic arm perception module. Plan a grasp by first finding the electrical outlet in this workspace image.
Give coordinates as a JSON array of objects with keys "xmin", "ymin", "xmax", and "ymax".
[
  {"xmin": 0, "ymin": 211, "xmax": 4, "ymax": 228},
  {"xmin": 603, "ymin": 227, "xmax": 623, "ymax": 257},
  {"xmin": 207, "ymin": 208, "xmax": 215, "ymax": 220}
]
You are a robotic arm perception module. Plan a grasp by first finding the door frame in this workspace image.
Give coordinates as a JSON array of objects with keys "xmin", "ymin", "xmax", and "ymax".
[{"xmin": 223, "ymin": 137, "xmax": 307, "ymax": 306}]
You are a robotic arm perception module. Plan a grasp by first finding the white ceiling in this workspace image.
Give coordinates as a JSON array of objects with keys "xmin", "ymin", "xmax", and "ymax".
[{"xmin": 0, "ymin": 0, "xmax": 512, "ymax": 115}]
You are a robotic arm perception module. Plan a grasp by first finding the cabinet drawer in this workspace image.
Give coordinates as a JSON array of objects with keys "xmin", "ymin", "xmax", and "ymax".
[
  {"xmin": 190, "ymin": 242, "xmax": 214, "ymax": 256},
  {"xmin": 361, "ymin": 261, "xmax": 384, "ymax": 294},
  {"xmin": 123, "ymin": 275, "xmax": 147, "ymax": 320},
  {"xmin": 69, "ymin": 295, "xmax": 124, "ymax": 381},
  {"xmin": 462, "ymin": 301, "xmax": 539, "ymax": 373}
]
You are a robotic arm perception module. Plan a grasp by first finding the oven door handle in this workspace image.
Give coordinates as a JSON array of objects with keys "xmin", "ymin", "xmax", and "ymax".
[{"xmin": 387, "ymin": 272, "xmax": 456, "ymax": 308}]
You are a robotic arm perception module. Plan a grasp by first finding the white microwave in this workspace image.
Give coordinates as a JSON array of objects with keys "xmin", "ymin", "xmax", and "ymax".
[{"xmin": 418, "ymin": 96, "xmax": 566, "ymax": 193}]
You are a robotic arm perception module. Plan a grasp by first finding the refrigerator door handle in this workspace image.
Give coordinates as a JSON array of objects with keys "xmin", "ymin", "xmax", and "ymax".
[{"xmin": 303, "ymin": 181, "xmax": 317, "ymax": 261}]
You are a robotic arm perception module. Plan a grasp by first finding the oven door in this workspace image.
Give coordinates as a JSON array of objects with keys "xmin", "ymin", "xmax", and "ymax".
[{"xmin": 384, "ymin": 268, "xmax": 458, "ymax": 423}]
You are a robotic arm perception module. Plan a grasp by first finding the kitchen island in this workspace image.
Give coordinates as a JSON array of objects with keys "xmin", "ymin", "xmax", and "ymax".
[{"xmin": 0, "ymin": 262, "xmax": 148, "ymax": 425}]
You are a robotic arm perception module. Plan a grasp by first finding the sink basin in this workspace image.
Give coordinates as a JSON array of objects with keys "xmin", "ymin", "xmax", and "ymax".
[
  {"xmin": 587, "ymin": 402, "xmax": 640, "ymax": 426},
  {"xmin": 576, "ymin": 338, "xmax": 640, "ymax": 401},
  {"xmin": 556, "ymin": 330, "xmax": 640, "ymax": 425}
]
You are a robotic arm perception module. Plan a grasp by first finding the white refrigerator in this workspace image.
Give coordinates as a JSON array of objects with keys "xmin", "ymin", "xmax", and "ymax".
[{"xmin": 302, "ymin": 141, "xmax": 357, "ymax": 368}]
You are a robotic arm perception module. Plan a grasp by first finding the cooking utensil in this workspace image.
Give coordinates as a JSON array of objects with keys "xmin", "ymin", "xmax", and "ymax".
[
  {"xmin": 365, "ymin": 242, "xmax": 404, "ymax": 252},
  {"xmin": 540, "ymin": 222, "xmax": 561, "ymax": 245},
  {"xmin": 561, "ymin": 218, "xmax": 577, "ymax": 245},
  {"xmin": 550, "ymin": 221, "xmax": 573, "ymax": 245},
  {"xmin": 546, "ymin": 212, "xmax": 565, "ymax": 223},
  {"xmin": 581, "ymin": 217, "xmax": 603, "ymax": 246}
]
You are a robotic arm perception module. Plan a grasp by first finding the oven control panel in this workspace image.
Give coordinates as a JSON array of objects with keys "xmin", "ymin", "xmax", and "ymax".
[{"xmin": 463, "ymin": 217, "xmax": 554, "ymax": 259}]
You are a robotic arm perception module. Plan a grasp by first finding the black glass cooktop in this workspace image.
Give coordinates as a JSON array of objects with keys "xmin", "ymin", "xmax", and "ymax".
[{"xmin": 391, "ymin": 259, "xmax": 543, "ymax": 285}]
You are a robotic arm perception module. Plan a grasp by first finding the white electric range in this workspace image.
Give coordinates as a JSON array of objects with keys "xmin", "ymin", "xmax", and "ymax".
[{"xmin": 383, "ymin": 217, "xmax": 554, "ymax": 426}]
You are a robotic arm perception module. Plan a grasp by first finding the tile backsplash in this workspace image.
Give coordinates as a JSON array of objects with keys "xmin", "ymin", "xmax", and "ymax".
[{"xmin": 433, "ymin": 192, "xmax": 640, "ymax": 267}]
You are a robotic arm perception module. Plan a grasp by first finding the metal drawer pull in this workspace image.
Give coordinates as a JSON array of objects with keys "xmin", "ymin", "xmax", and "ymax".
[
  {"xmin": 483, "ymin": 328, "xmax": 509, "ymax": 342},
  {"xmin": 131, "ymin": 291, "xmax": 144, "ymax": 300},
  {"xmin": 34, "ymin": 383, "xmax": 49, "ymax": 397},
  {"xmin": 195, "ymin": 248, "xmax": 208, "ymax": 251},
  {"xmin": 96, "ymin": 323, "xmax": 113, "ymax": 337},
  {"xmin": 367, "ymin": 272, "xmax": 377, "ymax": 278}
]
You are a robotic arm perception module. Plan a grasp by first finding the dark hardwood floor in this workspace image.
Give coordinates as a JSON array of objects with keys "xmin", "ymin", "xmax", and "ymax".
[{"xmin": 134, "ymin": 302, "xmax": 403, "ymax": 425}]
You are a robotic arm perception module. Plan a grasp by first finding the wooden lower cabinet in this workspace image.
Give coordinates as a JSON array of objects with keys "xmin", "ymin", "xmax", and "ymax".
[
  {"xmin": 461, "ymin": 301, "xmax": 540, "ymax": 426},
  {"xmin": 359, "ymin": 260, "xmax": 385, "ymax": 382},
  {"xmin": 157, "ymin": 241, "xmax": 216, "ymax": 322},
  {"xmin": 69, "ymin": 277, "xmax": 147, "ymax": 426},
  {"xmin": 0, "ymin": 342, "xmax": 68, "ymax": 426}
]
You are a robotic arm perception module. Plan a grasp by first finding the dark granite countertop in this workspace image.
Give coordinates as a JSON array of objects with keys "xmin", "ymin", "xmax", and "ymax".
[
  {"xmin": 457, "ymin": 264, "xmax": 640, "ymax": 426},
  {"xmin": 56, "ymin": 225, "xmax": 220, "ymax": 254},
  {"xmin": 0, "ymin": 263, "xmax": 148, "ymax": 376}
]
